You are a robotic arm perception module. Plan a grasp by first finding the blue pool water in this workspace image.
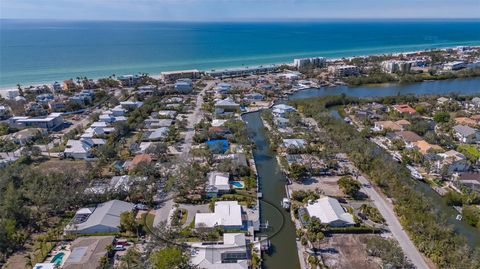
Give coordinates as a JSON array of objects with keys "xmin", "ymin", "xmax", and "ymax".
[{"xmin": 230, "ymin": 181, "xmax": 245, "ymax": 188}]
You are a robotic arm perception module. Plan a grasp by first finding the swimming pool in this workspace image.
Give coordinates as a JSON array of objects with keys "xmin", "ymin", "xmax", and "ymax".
[
  {"xmin": 51, "ymin": 252, "xmax": 65, "ymax": 266},
  {"xmin": 230, "ymin": 181, "xmax": 245, "ymax": 189}
]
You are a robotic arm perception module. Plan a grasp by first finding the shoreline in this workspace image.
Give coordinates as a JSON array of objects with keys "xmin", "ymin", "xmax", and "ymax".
[{"xmin": 1, "ymin": 44, "xmax": 479, "ymax": 90}]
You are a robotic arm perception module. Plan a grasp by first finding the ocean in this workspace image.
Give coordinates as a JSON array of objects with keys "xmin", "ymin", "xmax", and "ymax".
[{"xmin": 1, "ymin": 19, "xmax": 480, "ymax": 87}]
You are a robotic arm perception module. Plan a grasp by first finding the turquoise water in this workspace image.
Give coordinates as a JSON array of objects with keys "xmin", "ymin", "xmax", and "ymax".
[
  {"xmin": 1, "ymin": 19, "xmax": 480, "ymax": 87},
  {"xmin": 230, "ymin": 181, "xmax": 245, "ymax": 188}
]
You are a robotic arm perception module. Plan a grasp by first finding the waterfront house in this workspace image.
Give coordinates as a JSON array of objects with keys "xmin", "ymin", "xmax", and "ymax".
[
  {"xmin": 190, "ymin": 233, "xmax": 249, "ymax": 269},
  {"xmin": 195, "ymin": 201, "xmax": 243, "ymax": 230},
  {"xmin": 117, "ymin": 74, "xmax": 141, "ymax": 87},
  {"xmin": 453, "ymin": 125, "xmax": 480, "ymax": 144},
  {"xmin": 160, "ymin": 69, "xmax": 201, "ymax": 82},
  {"xmin": 62, "ymin": 236, "xmax": 115, "ymax": 269},
  {"xmin": 64, "ymin": 199, "xmax": 134, "ymax": 234},
  {"xmin": 471, "ymin": 97, "xmax": 480, "ymax": 108},
  {"xmin": 328, "ymin": 65, "xmax": 359, "ymax": 77},
  {"xmin": 205, "ymin": 172, "xmax": 231, "ymax": 198},
  {"xmin": 305, "ymin": 197, "xmax": 355, "ymax": 227},
  {"xmin": 52, "ymin": 81, "xmax": 63, "ymax": 92},
  {"xmin": 214, "ymin": 98, "xmax": 240, "ymax": 115},
  {"xmin": 63, "ymin": 80, "xmax": 77, "ymax": 91}
]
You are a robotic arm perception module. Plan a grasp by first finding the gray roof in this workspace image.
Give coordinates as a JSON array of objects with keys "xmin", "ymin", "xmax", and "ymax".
[
  {"xmin": 63, "ymin": 236, "xmax": 114, "ymax": 269},
  {"xmin": 453, "ymin": 124, "xmax": 477, "ymax": 137},
  {"xmin": 66, "ymin": 200, "xmax": 134, "ymax": 233}
]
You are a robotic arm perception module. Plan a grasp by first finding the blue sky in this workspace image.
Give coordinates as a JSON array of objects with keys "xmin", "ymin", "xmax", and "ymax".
[{"xmin": 1, "ymin": 0, "xmax": 479, "ymax": 21}]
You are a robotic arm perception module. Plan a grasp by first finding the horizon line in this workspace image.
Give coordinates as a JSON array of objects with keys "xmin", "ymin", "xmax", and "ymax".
[{"xmin": 2, "ymin": 17, "xmax": 480, "ymax": 23}]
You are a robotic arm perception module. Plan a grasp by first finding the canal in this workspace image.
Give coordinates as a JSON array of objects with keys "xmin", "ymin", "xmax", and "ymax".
[{"xmin": 243, "ymin": 77, "xmax": 480, "ymax": 269}]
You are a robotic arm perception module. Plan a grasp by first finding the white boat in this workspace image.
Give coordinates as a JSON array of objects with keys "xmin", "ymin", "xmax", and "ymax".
[
  {"xmin": 281, "ymin": 198, "xmax": 291, "ymax": 209},
  {"xmin": 456, "ymin": 214, "xmax": 462, "ymax": 221}
]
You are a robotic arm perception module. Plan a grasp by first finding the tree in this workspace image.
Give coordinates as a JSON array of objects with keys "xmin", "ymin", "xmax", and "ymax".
[
  {"xmin": 289, "ymin": 163, "xmax": 308, "ymax": 181},
  {"xmin": 120, "ymin": 211, "xmax": 138, "ymax": 234},
  {"xmin": 337, "ymin": 176, "xmax": 361, "ymax": 198},
  {"xmin": 149, "ymin": 246, "xmax": 189, "ymax": 269},
  {"xmin": 119, "ymin": 247, "xmax": 142, "ymax": 269},
  {"xmin": 433, "ymin": 111, "xmax": 450, "ymax": 123}
]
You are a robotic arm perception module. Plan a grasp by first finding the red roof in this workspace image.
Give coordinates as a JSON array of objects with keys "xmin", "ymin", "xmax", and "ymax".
[
  {"xmin": 131, "ymin": 154, "xmax": 152, "ymax": 166},
  {"xmin": 393, "ymin": 104, "xmax": 416, "ymax": 114}
]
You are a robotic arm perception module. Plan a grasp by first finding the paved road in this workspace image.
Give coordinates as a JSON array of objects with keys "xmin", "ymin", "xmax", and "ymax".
[
  {"xmin": 181, "ymin": 81, "xmax": 215, "ymax": 158},
  {"xmin": 304, "ymin": 114, "xmax": 429, "ymax": 269},
  {"xmin": 154, "ymin": 81, "xmax": 215, "ymax": 228},
  {"xmin": 347, "ymin": 164, "xmax": 430, "ymax": 269}
]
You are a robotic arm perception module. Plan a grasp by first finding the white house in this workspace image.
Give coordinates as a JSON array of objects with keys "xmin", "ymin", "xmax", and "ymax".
[
  {"xmin": 306, "ymin": 197, "xmax": 355, "ymax": 227},
  {"xmin": 205, "ymin": 172, "xmax": 231, "ymax": 198},
  {"xmin": 190, "ymin": 233, "xmax": 249, "ymax": 269},
  {"xmin": 195, "ymin": 201, "xmax": 243, "ymax": 230}
]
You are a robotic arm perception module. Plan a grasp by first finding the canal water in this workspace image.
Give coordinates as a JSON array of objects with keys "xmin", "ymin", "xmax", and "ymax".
[
  {"xmin": 243, "ymin": 77, "xmax": 480, "ymax": 268},
  {"xmin": 243, "ymin": 111, "xmax": 301, "ymax": 269}
]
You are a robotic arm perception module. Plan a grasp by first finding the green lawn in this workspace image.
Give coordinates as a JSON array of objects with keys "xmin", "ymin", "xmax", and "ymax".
[{"xmin": 457, "ymin": 144, "xmax": 480, "ymax": 161}]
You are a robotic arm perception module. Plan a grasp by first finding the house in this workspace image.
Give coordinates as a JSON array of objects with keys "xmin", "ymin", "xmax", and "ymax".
[
  {"xmin": 272, "ymin": 104, "xmax": 296, "ymax": 117},
  {"xmin": 214, "ymin": 98, "xmax": 240, "ymax": 115},
  {"xmin": 128, "ymin": 154, "xmax": 152, "ymax": 170},
  {"xmin": 120, "ymin": 101, "xmax": 143, "ymax": 110},
  {"xmin": 395, "ymin": 119, "xmax": 411, "ymax": 129},
  {"xmin": 144, "ymin": 118, "xmax": 174, "ymax": 128},
  {"xmin": 393, "ymin": 104, "xmax": 416, "ymax": 114},
  {"xmin": 0, "ymin": 89, "xmax": 20, "ymax": 100},
  {"xmin": 25, "ymin": 102, "xmax": 47, "ymax": 116},
  {"xmin": 328, "ymin": 65, "xmax": 359, "ymax": 77},
  {"xmin": 205, "ymin": 172, "xmax": 231, "ymax": 198},
  {"xmin": 157, "ymin": 110, "xmax": 178, "ymax": 119},
  {"xmin": 443, "ymin": 61, "xmax": 466, "ymax": 71},
  {"xmin": 195, "ymin": 201, "xmax": 243, "ymax": 230},
  {"xmin": 412, "ymin": 140, "xmax": 443, "ymax": 154},
  {"xmin": 244, "ymin": 92, "xmax": 265, "ymax": 101},
  {"xmin": 117, "ymin": 74, "xmax": 141, "ymax": 87},
  {"xmin": 160, "ymin": 69, "xmax": 201, "ymax": 82},
  {"xmin": 283, "ymin": 138, "xmax": 306, "ymax": 149},
  {"xmin": 274, "ymin": 117, "xmax": 289, "ymax": 128},
  {"xmin": 373, "ymin": 121, "xmax": 403, "ymax": 132},
  {"xmin": 215, "ymin": 82, "xmax": 232, "ymax": 94},
  {"xmin": 190, "ymin": 233, "xmax": 249, "ymax": 269},
  {"xmin": 393, "ymin": 131, "xmax": 423, "ymax": 148},
  {"xmin": 63, "ymin": 80, "xmax": 76, "ymax": 91},
  {"xmin": 453, "ymin": 125, "xmax": 480, "ymax": 144},
  {"xmin": 174, "ymin": 78, "xmax": 193, "ymax": 93},
  {"xmin": 64, "ymin": 200, "xmax": 134, "ymax": 234},
  {"xmin": 8, "ymin": 128, "xmax": 46, "ymax": 145},
  {"xmin": 455, "ymin": 117, "xmax": 477, "ymax": 127},
  {"xmin": 64, "ymin": 138, "xmax": 105, "ymax": 159},
  {"xmin": 62, "ymin": 236, "xmax": 115, "ymax": 269},
  {"xmin": 9, "ymin": 113, "xmax": 64, "ymax": 130},
  {"xmin": 305, "ymin": 197, "xmax": 355, "ymax": 227},
  {"xmin": 48, "ymin": 101, "xmax": 66, "ymax": 112},
  {"xmin": 435, "ymin": 150, "xmax": 470, "ymax": 174},
  {"xmin": 52, "ymin": 81, "xmax": 63, "ymax": 92},
  {"xmin": 211, "ymin": 119, "xmax": 227, "ymax": 127},
  {"xmin": 0, "ymin": 105, "xmax": 11, "ymax": 120},
  {"xmin": 471, "ymin": 97, "xmax": 480, "ymax": 108},
  {"xmin": 437, "ymin": 97, "xmax": 449, "ymax": 104},
  {"xmin": 453, "ymin": 172, "xmax": 480, "ymax": 194},
  {"xmin": 143, "ymin": 127, "xmax": 169, "ymax": 141}
]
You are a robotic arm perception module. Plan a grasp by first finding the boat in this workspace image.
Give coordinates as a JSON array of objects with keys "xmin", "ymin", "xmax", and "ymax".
[
  {"xmin": 281, "ymin": 198, "xmax": 291, "ymax": 210},
  {"xmin": 456, "ymin": 214, "xmax": 463, "ymax": 221}
]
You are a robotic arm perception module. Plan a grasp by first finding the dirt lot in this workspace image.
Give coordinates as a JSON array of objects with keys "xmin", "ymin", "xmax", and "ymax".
[
  {"xmin": 290, "ymin": 176, "xmax": 344, "ymax": 197},
  {"xmin": 35, "ymin": 159, "xmax": 90, "ymax": 176},
  {"xmin": 319, "ymin": 234, "xmax": 381, "ymax": 269}
]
